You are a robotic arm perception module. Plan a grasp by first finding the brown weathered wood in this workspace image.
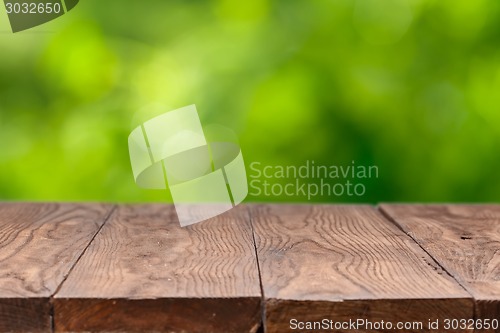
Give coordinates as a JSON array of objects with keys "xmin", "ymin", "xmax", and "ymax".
[
  {"xmin": 380, "ymin": 204, "xmax": 500, "ymax": 332},
  {"xmin": 0, "ymin": 203, "xmax": 112, "ymax": 333},
  {"xmin": 251, "ymin": 204, "xmax": 473, "ymax": 333},
  {"xmin": 53, "ymin": 204, "xmax": 261, "ymax": 333}
]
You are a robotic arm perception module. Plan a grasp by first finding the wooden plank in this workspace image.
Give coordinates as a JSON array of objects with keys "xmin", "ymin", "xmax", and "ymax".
[
  {"xmin": 380, "ymin": 204, "xmax": 500, "ymax": 332},
  {"xmin": 251, "ymin": 204, "xmax": 473, "ymax": 333},
  {"xmin": 53, "ymin": 204, "xmax": 262, "ymax": 333},
  {"xmin": 0, "ymin": 203, "xmax": 113, "ymax": 333}
]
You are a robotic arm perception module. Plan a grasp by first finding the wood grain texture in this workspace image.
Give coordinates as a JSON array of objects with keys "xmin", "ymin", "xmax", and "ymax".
[
  {"xmin": 0, "ymin": 202, "xmax": 113, "ymax": 333},
  {"xmin": 53, "ymin": 204, "xmax": 261, "ymax": 333},
  {"xmin": 380, "ymin": 204, "xmax": 500, "ymax": 332},
  {"xmin": 251, "ymin": 204, "xmax": 473, "ymax": 333}
]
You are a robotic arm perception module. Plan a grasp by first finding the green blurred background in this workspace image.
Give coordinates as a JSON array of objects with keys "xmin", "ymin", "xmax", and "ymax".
[{"xmin": 1, "ymin": 0, "xmax": 499, "ymax": 203}]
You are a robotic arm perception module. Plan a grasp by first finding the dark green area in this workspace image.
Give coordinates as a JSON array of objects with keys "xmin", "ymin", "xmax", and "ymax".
[
  {"xmin": 64, "ymin": 0, "xmax": 78, "ymax": 12},
  {"xmin": 0, "ymin": 0, "xmax": 499, "ymax": 203}
]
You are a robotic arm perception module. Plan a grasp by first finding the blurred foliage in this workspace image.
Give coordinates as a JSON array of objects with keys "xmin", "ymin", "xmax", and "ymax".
[{"xmin": 1, "ymin": 0, "xmax": 500, "ymax": 203}]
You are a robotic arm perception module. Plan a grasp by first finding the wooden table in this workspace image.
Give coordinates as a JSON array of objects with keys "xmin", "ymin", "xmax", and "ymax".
[{"xmin": 0, "ymin": 203, "xmax": 498, "ymax": 333}]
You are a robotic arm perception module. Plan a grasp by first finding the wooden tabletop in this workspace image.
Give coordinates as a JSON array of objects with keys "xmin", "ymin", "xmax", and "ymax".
[{"xmin": 0, "ymin": 203, "xmax": 498, "ymax": 333}]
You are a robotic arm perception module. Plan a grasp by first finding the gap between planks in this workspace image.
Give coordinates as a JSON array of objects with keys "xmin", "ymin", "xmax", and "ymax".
[
  {"xmin": 379, "ymin": 204, "xmax": 500, "ymax": 333},
  {"xmin": 377, "ymin": 205, "xmax": 473, "ymax": 297},
  {"xmin": 48, "ymin": 205, "xmax": 117, "ymax": 332}
]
